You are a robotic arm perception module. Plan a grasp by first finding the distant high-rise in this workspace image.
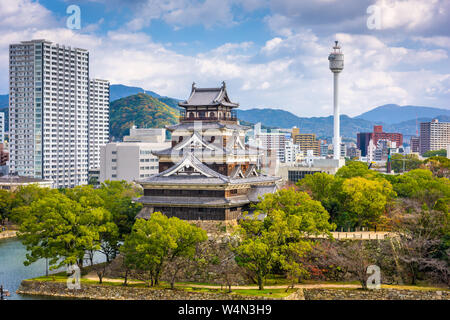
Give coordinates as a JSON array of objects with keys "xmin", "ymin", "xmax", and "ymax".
[
  {"xmin": 0, "ymin": 112, "xmax": 4, "ymax": 144},
  {"xmin": 357, "ymin": 126, "xmax": 403, "ymax": 157},
  {"xmin": 88, "ymin": 79, "xmax": 110, "ymax": 170},
  {"xmin": 419, "ymin": 119, "xmax": 450, "ymax": 155},
  {"xmin": 9, "ymin": 40, "xmax": 108, "ymax": 188},
  {"xmin": 292, "ymin": 127, "xmax": 320, "ymax": 156},
  {"xmin": 410, "ymin": 136, "xmax": 419, "ymax": 153},
  {"xmin": 255, "ymin": 129, "xmax": 287, "ymax": 163}
]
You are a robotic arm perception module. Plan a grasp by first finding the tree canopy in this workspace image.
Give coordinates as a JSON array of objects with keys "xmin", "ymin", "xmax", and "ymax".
[{"xmin": 233, "ymin": 188, "xmax": 334, "ymax": 289}]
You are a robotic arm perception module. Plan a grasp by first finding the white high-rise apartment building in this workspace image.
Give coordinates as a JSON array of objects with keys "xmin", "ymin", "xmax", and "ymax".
[
  {"xmin": 9, "ymin": 40, "xmax": 89, "ymax": 188},
  {"xmin": 88, "ymin": 79, "xmax": 110, "ymax": 170},
  {"xmin": 284, "ymin": 139, "xmax": 301, "ymax": 163},
  {"xmin": 252, "ymin": 124, "xmax": 287, "ymax": 163},
  {"xmin": 0, "ymin": 112, "xmax": 4, "ymax": 143},
  {"xmin": 419, "ymin": 119, "xmax": 450, "ymax": 155}
]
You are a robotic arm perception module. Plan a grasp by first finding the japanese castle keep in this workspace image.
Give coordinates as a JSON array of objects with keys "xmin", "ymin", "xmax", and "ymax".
[{"xmin": 136, "ymin": 82, "xmax": 280, "ymax": 223}]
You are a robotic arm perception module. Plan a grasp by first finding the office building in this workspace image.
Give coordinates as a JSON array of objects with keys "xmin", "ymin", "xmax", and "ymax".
[
  {"xmin": 419, "ymin": 119, "xmax": 450, "ymax": 155},
  {"xmin": 278, "ymin": 157, "xmax": 344, "ymax": 183},
  {"xmin": 410, "ymin": 136, "xmax": 420, "ymax": 153},
  {"xmin": 100, "ymin": 129, "xmax": 171, "ymax": 182},
  {"xmin": 88, "ymin": 79, "xmax": 110, "ymax": 170},
  {"xmin": 292, "ymin": 127, "xmax": 320, "ymax": 156},
  {"xmin": 357, "ymin": 126, "xmax": 403, "ymax": 157},
  {"xmin": 346, "ymin": 146, "xmax": 361, "ymax": 159}
]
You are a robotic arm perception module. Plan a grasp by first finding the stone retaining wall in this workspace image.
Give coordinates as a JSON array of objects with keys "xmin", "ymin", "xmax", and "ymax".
[
  {"xmin": 17, "ymin": 280, "xmax": 281, "ymax": 300},
  {"xmin": 17, "ymin": 281, "xmax": 449, "ymax": 300},
  {"xmin": 0, "ymin": 230, "xmax": 17, "ymax": 239},
  {"xmin": 303, "ymin": 288, "xmax": 450, "ymax": 300}
]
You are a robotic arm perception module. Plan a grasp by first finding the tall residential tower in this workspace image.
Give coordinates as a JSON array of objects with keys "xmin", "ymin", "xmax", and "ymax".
[
  {"xmin": 88, "ymin": 79, "xmax": 110, "ymax": 170},
  {"xmin": 419, "ymin": 119, "xmax": 450, "ymax": 155},
  {"xmin": 9, "ymin": 40, "xmax": 108, "ymax": 188}
]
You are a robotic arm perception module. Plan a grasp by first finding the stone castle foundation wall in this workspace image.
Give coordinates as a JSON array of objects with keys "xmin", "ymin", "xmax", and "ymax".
[
  {"xmin": 17, "ymin": 280, "xmax": 449, "ymax": 300},
  {"xmin": 17, "ymin": 280, "xmax": 279, "ymax": 300},
  {"xmin": 302, "ymin": 288, "xmax": 450, "ymax": 300}
]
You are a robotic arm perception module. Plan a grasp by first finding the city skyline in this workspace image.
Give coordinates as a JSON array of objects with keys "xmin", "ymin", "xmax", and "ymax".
[{"xmin": 0, "ymin": 0, "xmax": 449, "ymax": 118}]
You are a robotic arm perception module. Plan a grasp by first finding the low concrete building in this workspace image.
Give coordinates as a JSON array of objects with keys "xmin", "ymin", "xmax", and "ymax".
[
  {"xmin": 100, "ymin": 128, "xmax": 171, "ymax": 183},
  {"xmin": 277, "ymin": 158, "xmax": 345, "ymax": 183},
  {"xmin": 0, "ymin": 175, "xmax": 53, "ymax": 191}
]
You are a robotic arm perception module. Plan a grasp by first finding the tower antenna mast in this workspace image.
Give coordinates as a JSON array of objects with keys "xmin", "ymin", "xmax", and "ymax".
[{"xmin": 328, "ymin": 41, "xmax": 344, "ymax": 160}]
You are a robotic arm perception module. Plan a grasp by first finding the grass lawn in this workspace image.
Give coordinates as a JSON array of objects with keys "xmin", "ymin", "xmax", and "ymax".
[{"xmin": 27, "ymin": 274, "xmax": 448, "ymax": 296}]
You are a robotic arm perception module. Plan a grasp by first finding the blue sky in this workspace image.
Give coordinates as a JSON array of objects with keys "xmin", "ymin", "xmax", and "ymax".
[{"xmin": 1, "ymin": 0, "xmax": 449, "ymax": 117}]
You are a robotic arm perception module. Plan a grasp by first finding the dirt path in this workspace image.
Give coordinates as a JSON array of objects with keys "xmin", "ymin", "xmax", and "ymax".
[{"xmin": 83, "ymin": 272, "xmax": 361, "ymax": 290}]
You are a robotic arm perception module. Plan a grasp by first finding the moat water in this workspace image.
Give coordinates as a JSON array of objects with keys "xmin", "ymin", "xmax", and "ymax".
[{"xmin": 0, "ymin": 237, "xmax": 105, "ymax": 300}]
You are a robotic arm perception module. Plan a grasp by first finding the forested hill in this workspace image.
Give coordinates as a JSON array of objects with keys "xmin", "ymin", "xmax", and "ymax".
[{"xmin": 110, "ymin": 93, "xmax": 179, "ymax": 140}]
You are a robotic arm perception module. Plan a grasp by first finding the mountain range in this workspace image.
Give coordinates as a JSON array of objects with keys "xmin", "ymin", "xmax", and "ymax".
[
  {"xmin": 1, "ymin": 85, "xmax": 449, "ymax": 142},
  {"xmin": 236, "ymin": 108, "xmax": 450, "ymax": 141}
]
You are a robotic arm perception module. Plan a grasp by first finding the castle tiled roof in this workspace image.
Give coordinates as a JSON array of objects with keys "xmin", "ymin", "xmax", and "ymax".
[
  {"xmin": 138, "ymin": 152, "xmax": 280, "ymax": 186},
  {"xmin": 178, "ymin": 82, "xmax": 239, "ymax": 108}
]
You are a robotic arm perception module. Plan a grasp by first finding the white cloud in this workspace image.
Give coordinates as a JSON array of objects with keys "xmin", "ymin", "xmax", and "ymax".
[
  {"xmin": 265, "ymin": 0, "xmax": 450, "ymax": 36},
  {"xmin": 413, "ymin": 36, "xmax": 450, "ymax": 49},
  {"xmin": 0, "ymin": 0, "xmax": 448, "ymax": 118},
  {"xmin": 0, "ymin": 0, "xmax": 57, "ymax": 30},
  {"xmin": 374, "ymin": 0, "xmax": 449, "ymax": 31}
]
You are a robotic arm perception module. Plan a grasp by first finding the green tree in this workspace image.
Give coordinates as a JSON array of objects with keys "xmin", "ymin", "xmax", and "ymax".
[
  {"xmin": 97, "ymin": 180, "xmax": 143, "ymax": 237},
  {"xmin": 390, "ymin": 169, "xmax": 450, "ymax": 210},
  {"xmin": 121, "ymin": 212, "xmax": 207, "ymax": 288},
  {"xmin": 65, "ymin": 185, "xmax": 122, "ymax": 264},
  {"xmin": 335, "ymin": 161, "xmax": 379, "ymax": 180},
  {"xmin": 423, "ymin": 149, "xmax": 447, "ymax": 158},
  {"xmin": 340, "ymin": 177, "xmax": 396, "ymax": 228},
  {"xmin": 390, "ymin": 153, "xmax": 423, "ymax": 173},
  {"xmin": 13, "ymin": 184, "xmax": 55, "ymax": 207},
  {"xmin": 17, "ymin": 192, "xmax": 110, "ymax": 270},
  {"xmin": 10, "ymin": 185, "xmax": 56, "ymax": 223},
  {"xmin": 297, "ymin": 173, "xmax": 343, "ymax": 222},
  {"xmin": 234, "ymin": 189, "xmax": 334, "ymax": 290},
  {"xmin": 0, "ymin": 190, "xmax": 14, "ymax": 224},
  {"xmin": 423, "ymin": 156, "xmax": 450, "ymax": 178}
]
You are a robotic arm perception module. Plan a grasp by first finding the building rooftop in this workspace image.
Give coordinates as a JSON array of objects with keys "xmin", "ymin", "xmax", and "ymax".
[{"xmin": 0, "ymin": 175, "xmax": 52, "ymax": 184}]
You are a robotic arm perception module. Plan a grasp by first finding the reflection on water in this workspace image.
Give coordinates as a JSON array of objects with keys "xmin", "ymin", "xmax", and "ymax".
[{"xmin": 0, "ymin": 237, "xmax": 105, "ymax": 300}]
